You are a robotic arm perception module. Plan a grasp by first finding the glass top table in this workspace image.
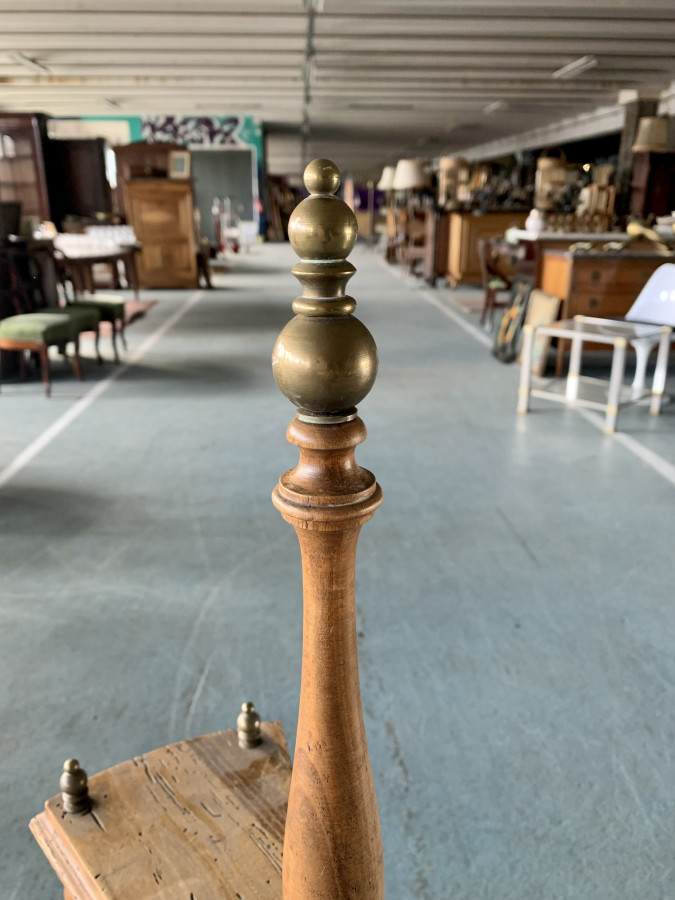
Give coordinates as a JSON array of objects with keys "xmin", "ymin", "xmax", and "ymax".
[{"xmin": 535, "ymin": 316, "xmax": 665, "ymax": 344}]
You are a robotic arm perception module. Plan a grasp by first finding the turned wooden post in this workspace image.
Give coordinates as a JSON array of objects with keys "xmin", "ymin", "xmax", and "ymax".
[{"xmin": 272, "ymin": 158, "xmax": 385, "ymax": 899}]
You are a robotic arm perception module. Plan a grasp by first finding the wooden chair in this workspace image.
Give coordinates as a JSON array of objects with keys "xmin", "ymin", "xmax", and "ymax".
[
  {"xmin": 0, "ymin": 312, "xmax": 83, "ymax": 397},
  {"xmin": 0, "ymin": 246, "xmax": 99, "ymax": 394},
  {"xmin": 384, "ymin": 205, "xmax": 398, "ymax": 262},
  {"xmin": 30, "ymin": 159, "xmax": 386, "ymax": 899},
  {"xmin": 478, "ymin": 236, "xmax": 512, "ymax": 331},
  {"xmin": 70, "ymin": 293, "xmax": 127, "ymax": 363},
  {"xmin": 403, "ymin": 209, "xmax": 425, "ymax": 273}
]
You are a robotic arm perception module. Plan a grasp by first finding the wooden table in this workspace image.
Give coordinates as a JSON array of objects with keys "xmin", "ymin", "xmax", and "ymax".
[
  {"xmin": 540, "ymin": 248, "xmax": 675, "ymax": 375},
  {"xmin": 55, "ymin": 244, "xmax": 141, "ymax": 298}
]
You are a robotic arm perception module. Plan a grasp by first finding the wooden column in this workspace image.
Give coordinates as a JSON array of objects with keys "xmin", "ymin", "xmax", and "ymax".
[{"xmin": 272, "ymin": 158, "xmax": 385, "ymax": 899}]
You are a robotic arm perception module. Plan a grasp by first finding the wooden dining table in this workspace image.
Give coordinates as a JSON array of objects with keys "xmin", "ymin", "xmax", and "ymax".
[{"xmin": 55, "ymin": 244, "xmax": 142, "ymax": 298}]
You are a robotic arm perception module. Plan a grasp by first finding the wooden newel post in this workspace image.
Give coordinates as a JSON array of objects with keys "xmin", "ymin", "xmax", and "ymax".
[{"xmin": 272, "ymin": 159, "xmax": 385, "ymax": 899}]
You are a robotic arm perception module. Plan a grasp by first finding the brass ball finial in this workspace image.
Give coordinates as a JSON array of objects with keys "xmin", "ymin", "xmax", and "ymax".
[
  {"xmin": 273, "ymin": 158, "xmax": 378, "ymax": 421},
  {"xmin": 288, "ymin": 161, "xmax": 357, "ymax": 261},
  {"xmin": 237, "ymin": 701, "xmax": 262, "ymax": 749},
  {"xmin": 303, "ymin": 158, "xmax": 340, "ymax": 195},
  {"xmin": 59, "ymin": 758, "xmax": 92, "ymax": 814}
]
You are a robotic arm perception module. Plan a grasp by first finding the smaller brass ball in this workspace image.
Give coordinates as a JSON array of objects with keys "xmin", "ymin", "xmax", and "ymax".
[
  {"xmin": 304, "ymin": 158, "xmax": 340, "ymax": 195},
  {"xmin": 289, "ymin": 197, "xmax": 357, "ymax": 261},
  {"xmin": 237, "ymin": 701, "xmax": 261, "ymax": 748},
  {"xmin": 60, "ymin": 758, "xmax": 91, "ymax": 814}
]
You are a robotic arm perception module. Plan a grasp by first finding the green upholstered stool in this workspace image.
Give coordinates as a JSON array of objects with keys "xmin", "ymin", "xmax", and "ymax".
[
  {"xmin": 0, "ymin": 312, "xmax": 83, "ymax": 397},
  {"xmin": 71, "ymin": 294, "xmax": 127, "ymax": 362},
  {"xmin": 47, "ymin": 305, "xmax": 103, "ymax": 363}
]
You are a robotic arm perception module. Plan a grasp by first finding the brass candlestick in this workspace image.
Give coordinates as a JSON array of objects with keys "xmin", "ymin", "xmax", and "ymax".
[{"xmin": 272, "ymin": 158, "xmax": 385, "ymax": 899}]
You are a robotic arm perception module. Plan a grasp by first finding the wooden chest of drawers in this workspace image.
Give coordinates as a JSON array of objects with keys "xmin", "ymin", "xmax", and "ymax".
[{"xmin": 540, "ymin": 249, "xmax": 675, "ymax": 375}]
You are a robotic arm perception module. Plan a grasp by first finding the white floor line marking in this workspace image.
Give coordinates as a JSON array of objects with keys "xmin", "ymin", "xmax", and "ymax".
[
  {"xmin": 0, "ymin": 290, "xmax": 204, "ymax": 492},
  {"xmin": 576, "ymin": 407, "xmax": 675, "ymax": 488},
  {"xmin": 417, "ymin": 287, "xmax": 494, "ymax": 348},
  {"xmin": 378, "ymin": 258, "xmax": 675, "ymax": 488},
  {"xmin": 374, "ymin": 254, "xmax": 493, "ymax": 348}
]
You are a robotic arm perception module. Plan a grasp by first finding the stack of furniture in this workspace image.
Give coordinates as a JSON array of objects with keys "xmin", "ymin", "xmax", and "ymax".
[{"xmin": 30, "ymin": 159, "xmax": 386, "ymax": 898}]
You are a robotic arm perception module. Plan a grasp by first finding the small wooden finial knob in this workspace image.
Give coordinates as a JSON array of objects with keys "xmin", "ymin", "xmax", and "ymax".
[
  {"xmin": 59, "ymin": 758, "xmax": 91, "ymax": 814},
  {"xmin": 237, "ymin": 701, "xmax": 262, "ymax": 748}
]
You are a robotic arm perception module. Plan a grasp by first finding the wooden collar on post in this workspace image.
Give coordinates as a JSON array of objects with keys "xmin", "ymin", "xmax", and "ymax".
[{"xmin": 272, "ymin": 158, "xmax": 385, "ymax": 899}]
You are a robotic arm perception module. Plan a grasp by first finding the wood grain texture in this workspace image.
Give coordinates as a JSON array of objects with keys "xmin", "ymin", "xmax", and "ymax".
[
  {"xmin": 30, "ymin": 722, "xmax": 290, "ymax": 899},
  {"xmin": 541, "ymin": 250, "xmax": 672, "ymax": 375},
  {"xmin": 124, "ymin": 179, "xmax": 198, "ymax": 289},
  {"xmin": 447, "ymin": 211, "xmax": 527, "ymax": 286},
  {"xmin": 272, "ymin": 417, "xmax": 384, "ymax": 900}
]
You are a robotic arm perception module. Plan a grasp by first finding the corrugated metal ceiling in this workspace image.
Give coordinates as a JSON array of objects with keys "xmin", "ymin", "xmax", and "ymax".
[{"xmin": 1, "ymin": 0, "xmax": 674, "ymax": 180}]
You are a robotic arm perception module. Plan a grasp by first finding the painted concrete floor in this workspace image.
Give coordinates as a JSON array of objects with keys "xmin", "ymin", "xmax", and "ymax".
[{"xmin": 1, "ymin": 243, "xmax": 675, "ymax": 899}]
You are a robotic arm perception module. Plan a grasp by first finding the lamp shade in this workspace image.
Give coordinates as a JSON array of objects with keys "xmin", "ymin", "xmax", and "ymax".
[
  {"xmin": 632, "ymin": 117, "xmax": 668, "ymax": 153},
  {"xmin": 392, "ymin": 158, "xmax": 427, "ymax": 191},
  {"xmin": 376, "ymin": 165, "xmax": 395, "ymax": 190}
]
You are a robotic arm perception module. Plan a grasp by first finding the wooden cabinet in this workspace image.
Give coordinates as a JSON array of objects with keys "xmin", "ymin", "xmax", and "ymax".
[
  {"xmin": 510, "ymin": 230, "xmax": 631, "ymax": 287},
  {"xmin": 47, "ymin": 138, "xmax": 111, "ymax": 228},
  {"xmin": 540, "ymin": 249, "xmax": 674, "ymax": 375},
  {"xmin": 446, "ymin": 210, "xmax": 527, "ymax": 286},
  {"xmin": 0, "ymin": 113, "xmax": 51, "ymax": 221},
  {"xmin": 630, "ymin": 152, "xmax": 675, "ymax": 218},
  {"xmin": 0, "ymin": 116, "xmax": 112, "ymax": 231},
  {"xmin": 114, "ymin": 141, "xmax": 182, "ymax": 218},
  {"xmin": 124, "ymin": 180, "xmax": 197, "ymax": 289}
]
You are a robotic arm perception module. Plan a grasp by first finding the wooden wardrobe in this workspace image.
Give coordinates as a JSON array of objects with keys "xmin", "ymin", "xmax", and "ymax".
[{"xmin": 124, "ymin": 179, "xmax": 198, "ymax": 289}]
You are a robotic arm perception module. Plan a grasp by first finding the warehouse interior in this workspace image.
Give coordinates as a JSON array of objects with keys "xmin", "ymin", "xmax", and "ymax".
[{"xmin": 1, "ymin": 2, "xmax": 675, "ymax": 898}]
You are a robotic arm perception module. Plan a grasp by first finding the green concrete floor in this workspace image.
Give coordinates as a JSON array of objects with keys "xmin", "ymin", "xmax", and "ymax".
[{"xmin": 1, "ymin": 243, "xmax": 675, "ymax": 899}]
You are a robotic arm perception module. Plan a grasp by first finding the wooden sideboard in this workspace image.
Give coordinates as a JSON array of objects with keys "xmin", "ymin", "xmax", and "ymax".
[
  {"xmin": 540, "ymin": 248, "xmax": 675, "ymax": 375},
  {"xmin": 124, "ymin": 179, "xmax": 198, "ymax": 289},
  {"xmin": 508, "ymin": 229, "xmax": 631, "ymax": 287},
  {"xmin": 446, "ymin": 210, "xmax": 528, "ymax": 286}
]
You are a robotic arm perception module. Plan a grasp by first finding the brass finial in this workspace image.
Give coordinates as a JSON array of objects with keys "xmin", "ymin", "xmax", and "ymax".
[
  {"xmin": 272, "ymin": 158, "xmax": 378, "ymax": 423},
  {"xmin": 237, "ymin": 701, "xmax": 262, "ymax": 748},
  {"xmin": 59, "ymin": 758, "xmax": 91, "ymax": 814}
]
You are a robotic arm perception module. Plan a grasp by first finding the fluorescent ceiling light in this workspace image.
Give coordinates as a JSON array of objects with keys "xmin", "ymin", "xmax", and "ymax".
[
  {"xmin": 349, "ymin": 102, "xmax": 415, "ymax": 111},
  {"xmin": 9, "ymin": 51, "xmax": 50, "ymax": 74},
  {"xmin": 483, "ymin": 101, "xmax": 507, "ymax": 114},
  {"xmin": 551, "ymin": 55, "xmax": 598, "ymax": 80}
]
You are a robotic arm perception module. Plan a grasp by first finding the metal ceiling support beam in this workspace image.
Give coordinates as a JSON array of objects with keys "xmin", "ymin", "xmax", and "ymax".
[{"xmin": 459, "ymin": 103, "xmax": 625, "ymax": 160}]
